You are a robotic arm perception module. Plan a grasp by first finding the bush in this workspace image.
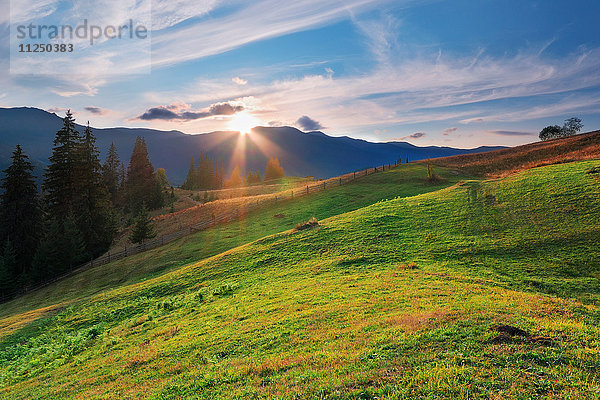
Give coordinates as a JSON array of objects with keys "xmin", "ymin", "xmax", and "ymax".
[
  {"xmin": 213, "ymin": 283, "xmax": 235, "ymax": 296},
  {"xmin": 295, "ymin": 217, "xmax": 319, "ymax": 231}
]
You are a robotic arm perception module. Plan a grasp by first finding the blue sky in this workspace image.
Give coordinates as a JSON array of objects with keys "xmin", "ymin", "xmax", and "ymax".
[{"xmin": 1, "ymin": 0, "xmax": 599, "ymax": 148}]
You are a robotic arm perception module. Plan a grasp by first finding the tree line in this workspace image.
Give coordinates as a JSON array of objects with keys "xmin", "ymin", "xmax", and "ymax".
[
  {"xmin": 0, "ymin": 111, "xmax": 167, "ymax": 300},
  {"xmin": 183, "ymin": 156, "xmax": 285, "ymax": 190}
]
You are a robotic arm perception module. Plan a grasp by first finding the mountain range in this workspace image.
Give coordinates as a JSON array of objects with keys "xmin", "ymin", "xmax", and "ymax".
[{"xmin": 0, "ymin": 107, "xmax": 506, "ymax": 185}]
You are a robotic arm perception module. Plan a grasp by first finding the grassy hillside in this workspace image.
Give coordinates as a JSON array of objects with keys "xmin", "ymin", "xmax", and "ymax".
[
  {"xmin": 1, "ymin": 160, "xmax": 599, "ymax": 398},
  {"xmin": 0, "ymin": 164, "xmax": 468, "ymax": 321},
  {"xmin": 434, "ymin": 130, "xmax": 600, "ymax": 177}
]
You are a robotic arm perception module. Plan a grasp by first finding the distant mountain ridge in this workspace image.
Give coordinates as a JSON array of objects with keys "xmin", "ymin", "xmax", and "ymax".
[{"xmin": 0, "ymin": 107, "xmax": 506, "ymax": 184}]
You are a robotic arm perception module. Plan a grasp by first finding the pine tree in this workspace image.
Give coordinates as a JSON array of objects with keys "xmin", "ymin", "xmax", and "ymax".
[
  {"xmin": 196, "ymin": 153, "xmax": 215, "ymax": 189},
  {"xmin": 255, "ymin": 169, "xmax": 262, "ymax": 183},
  {"xmin": 245, "ymin": 169, "xmax": 262, "ymax": 185},
  {"xmin": 102, "ymin": 142, "xmax": 121, "ymax": 205},
  {"xmin": 125, "ymin": 137, "xmax": 164, "ymax": 211},
  {"xmin": 31, "ymin": 220, "xmax": 63, "ymax": 282},
  {"xmin": 31, "ymin": 215, "xmax": 86, "ymax": 281},
  {"xmin": 62, "ymin": 214, "xmax": 87, "ymax": 270},
  {"xmin": 0, "ymin": 253, "xmax": 10, "ymax": 300},
  {"xmin": 156, "ymin": 168, "xmax": 169, "ymax": 190},
  {"xmin": 215, "ymin": 159, "xmax": 225, "ymax": 189},
  {"xmin": 0, "ymin": 145, "xmax": 42, "ymax": 278},
  {"xmin": 264, "ymin": 157, "xmax": 285, "ymax": 181},
  {"xmin": 43, "ymin": 110, "xmax": 82, "ymax": 219},
  {"xmin": 0, "ymin": 239, "xmax": 17, "ymax": 299},
  {"xmin": 75, "ymin": 123, "xmax": 118, "ymax": 257},
  {"xmin": 224, "ymin": 165, "xmax": 244, "ymax": 188},
  {"xmin": 181, "ymin": 157, "xmax": 197, "ymax": 190},
  {"xmin": 129, "ymin": 204, "xmax": 157, "ymax": 244}
]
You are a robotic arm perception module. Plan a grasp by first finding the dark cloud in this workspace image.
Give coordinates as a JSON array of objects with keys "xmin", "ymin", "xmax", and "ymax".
[
  {"xmin": 296, "ymin": 115, "xmax": 324, "ymax": 131},
  {"xmin": 84, "ymin": 106, "xmax": 108, "ymax": 115},
  {"xmin": 138, "ymin": 107, "xmax": 181, "ymax": 120},
  {"xmin": 390, "ymin": 132, "xmax": 427, "ymax": 142},
  {"xmin": 208, "ymin": 102, "xmax": 244, "ymax": 116},
  {"xmin": 487, "ymin": 130, "xmax": 535, "ymax": 136},
  {"xmin": 407, "ymin": 132, "xmax": 426, "ymax": 139},
  {"xmin": 137, "ymin": 101, "xmax": 244, "ymax": 121},
  {"xmin": 442, "ymin": 127, "xmax": 458, "ymax": 136}
]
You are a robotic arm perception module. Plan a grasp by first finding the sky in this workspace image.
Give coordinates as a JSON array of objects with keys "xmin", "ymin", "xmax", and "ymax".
[{"xmin": 1, "ymin": 0, "xmax": 600, "ymax": 148}]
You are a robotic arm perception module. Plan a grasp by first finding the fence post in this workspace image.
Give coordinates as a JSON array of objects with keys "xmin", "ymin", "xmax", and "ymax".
[
  {"xmin": 323, "ymin": 182, "xmax": 326, "ymax": 190},
  {"xmin": 291, "ymin": 190, "xmax": 293, "ymax": 199},
  {"xmin": 125, "ymin": 246, "xmax": 127, "ymax": 256},
  {"xmin": 306, "ymin": 185, "xmax": 309, "ymax": 194},
  {"xmin": 108, "ymin": 252, "xmax": 111, "ymax": 263},
  {"xmin": 353, "ymin": 172, "xmax": 356, "ymax": 179},
  {"xmin": 339, "ymin": 178, "xmax": 342, "ymax": 185}
]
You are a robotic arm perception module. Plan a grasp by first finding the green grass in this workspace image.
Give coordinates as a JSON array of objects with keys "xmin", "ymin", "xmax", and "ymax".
[
  {"xmin": 1, "ymin": 160, "xmax": 600, "ymax": 399},
  {"xmin": 0, "ymin": 164, "xmax": 468, "ymax": 322}
]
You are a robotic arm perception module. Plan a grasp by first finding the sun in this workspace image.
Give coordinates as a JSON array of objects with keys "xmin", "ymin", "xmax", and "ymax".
[{"xmin": 229, "ymin": 112, "xmax": 261, "ymax": 134}]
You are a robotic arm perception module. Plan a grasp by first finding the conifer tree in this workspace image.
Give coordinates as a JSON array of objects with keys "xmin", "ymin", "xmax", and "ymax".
[
  {"xmin": 0, "ymin": 253, "xmax": 11, "ymax": 300},
  {"xmin": 0, "ymin": 239, "xmax": 17, "ymax": 298},
  {"xmin": 31, "ymin": 215, "xmax": 86, "ymax": 281},
  {"xmin": 181, "ymin": 157, "xmax": 197, "ymax": 190},
  {"xmin": 125, "ymin": 137, "xmax": 164, "ymax": 211},
  {"xmin": 31, "ymin": 220, "xmax": 63, "ymax": 282},
  {"xmin": 156, "ymin": 168, "xmax": 169, "ymax": 191},
  {"xmin": 102, "ymin": 142, "xmax": 121, "ymax": 205},
  {"xmin": 264, "ymin": 157, "xmax": 285, "ymax": 181},
  {"xmin": 0, "ymin": 145, "xmax": 42, "ymax": 278},
  {"xmin": 214, "ymin": 159, "xmax": 226, "ymax": 189},
  {"xmin": 224, "ymin": 165, "xmax": 244, "ymax": 188},
  {"xmin": 62, "ymin": 214, "xmax": 87, "ymax": 269},
  {"xmin": 255, "ymin": 168, "xmax": 262, "ymax": 183},
  {"xmin": 76, "ymin": 124, "xmax": 118, "ymax": 256},
  {"xmin": 245, "ymin": 169, "xmax": 262, "ymax": 185},
  {"xmin": 43, "ymin": 110, "xmax": 81, "ymax": 218},
  {"xmin": 129, "ymin": 204, "xmax": 157, "ymax": 244}
]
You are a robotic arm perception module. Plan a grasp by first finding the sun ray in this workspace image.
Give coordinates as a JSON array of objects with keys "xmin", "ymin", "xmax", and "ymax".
[{"xmin": 229, "ymin": 112, "xmax": 261, "ymax": 135}]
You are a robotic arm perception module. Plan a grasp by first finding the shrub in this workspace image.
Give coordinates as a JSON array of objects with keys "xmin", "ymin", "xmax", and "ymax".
[
  {"xmin": 399, "ymin": 262, "xmax": 418, "ymax": 270},
  {"xmin": 213, "ymin": 283, "xmax": 235, "ymax": 296},
  {"xmin": 295, "ymin": 217, "xmax": 319, "ymax": 230}
]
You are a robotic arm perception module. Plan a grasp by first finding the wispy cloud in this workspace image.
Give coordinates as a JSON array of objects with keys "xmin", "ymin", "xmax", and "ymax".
[
  {"xmin": 392, "ymin": 132, "xmax": 426, "ymax": 141},
  {"xmin": 84, "ymin": 106, "xmax": 109, "ymax": 115},
  {"xmin": 442, "ymin": 127, "xmax": 458, "ymax": 136},
  {"xmin": 232, "ymin": 77, "xmax": 248, "ymax": 85},
  {"xmin": 150, "ymin": 0, "xmax": 390, "ymax": 67},
  {"xmin": 486, "ymin": 130, "xmax": 535, "ymax": 136}
]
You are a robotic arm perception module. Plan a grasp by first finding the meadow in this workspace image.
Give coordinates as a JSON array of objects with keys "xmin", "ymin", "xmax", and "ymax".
[
  {"xmin": 1, "ymin": 159, "xmax": 599, "ymax": 398},
  {"xmin": 434, "ymin": 130, "xmax": 600, "ymax": 177},
  {"xmin": 0, "ymin": 164, "xmax": 468, "ymax": 323}
]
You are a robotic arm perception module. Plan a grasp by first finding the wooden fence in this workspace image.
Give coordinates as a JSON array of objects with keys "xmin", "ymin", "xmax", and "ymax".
[{"xmin": 1, "ymin": 161, "xmax": 399, "ymax": 303}]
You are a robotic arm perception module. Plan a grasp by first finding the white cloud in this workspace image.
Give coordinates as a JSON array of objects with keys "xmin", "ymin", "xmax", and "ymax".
[
  {"xmin": 232, "ymin": 77, "xmax": 248, "ymax": 85},
  {"xmin": 150, "ymin": 0, "xmax": 391, "ymax": 67}
]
